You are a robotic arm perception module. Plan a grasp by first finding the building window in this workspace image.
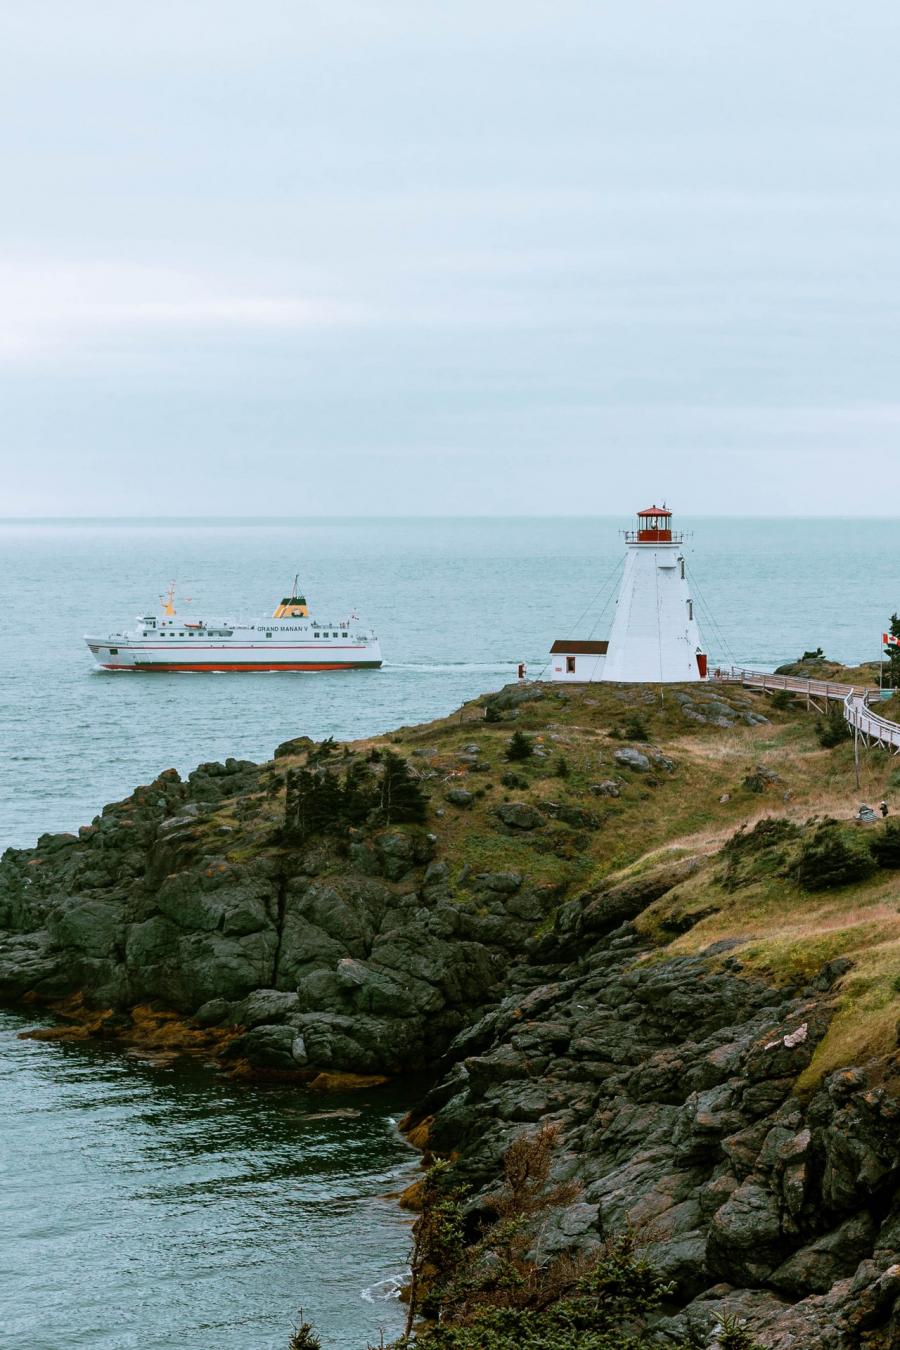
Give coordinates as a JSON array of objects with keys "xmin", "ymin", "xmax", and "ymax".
[
  {"xmin": 266, "ymin": 632, "xmax": 272, "ymax": 638},
  {"xmin": 566, "ymin": 656, "xmax": 576, "ymax": 674},
  {"xmin": 110, "ymin": 648, "xmax": 118, "ymax": 655}
]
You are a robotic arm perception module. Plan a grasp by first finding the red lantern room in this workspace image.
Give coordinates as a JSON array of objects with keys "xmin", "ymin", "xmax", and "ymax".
[
  {"xmin": 623, "ymin": 504, "xmax": 684, "ymax": 544},
  {"xmin": 636, "ymin": 505, "xmax": 671, "ymax": 542}
]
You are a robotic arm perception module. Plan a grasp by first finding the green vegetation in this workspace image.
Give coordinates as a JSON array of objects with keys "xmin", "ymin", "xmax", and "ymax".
[
  {"xmin": 505, "ymin": 730, "xmax": 534, "ymax": 762},
  {"xmin": 815, "ymin": 702, "xmax": 852, "ymax": 748},
  {"xmin": 386, "ymin": 1127, "xmax": 761, "ymax": 1350},
  {"xmin": 796, "ymin": 821, "xmax": 877, "ymax": 890},
  {"xmin": 287, "ymin": 1317, "xmax": 321, "ymax": 1350},
  {"xmin": 884, "ymin": 614, "xmax": 900, "ymax": 688},
  {"xmin": 870, "ymin": 819, "xmax": 900, "ymax": 868},
  {"xmin": 380, "ymin": 750, "xmax": 430, "ymax": 824},
  {"xmin": 719, "ymin": 817, "xmax": 800, "ymax": 891},
  {"xmin": 281, "ymin": 750, "xmax": 428, "ymax": 843},
  {"xmin": 622, "ymin": 713, "xmax": 650, "ymax": 742}
]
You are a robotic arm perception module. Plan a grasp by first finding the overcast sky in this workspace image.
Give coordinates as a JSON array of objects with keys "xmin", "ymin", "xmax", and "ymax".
[{"xmin": 2, "ymin": 1, "xmax": 899, "ymax": 516}]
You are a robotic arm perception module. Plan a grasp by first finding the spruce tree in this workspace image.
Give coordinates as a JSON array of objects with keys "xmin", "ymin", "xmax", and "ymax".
[
  {"xmin": 379, "ymin": 750, "xmax": 429, "ymax": 824},
  {"xmin": 884, "ymin": 614, "xmax": 900, "ymax": 689},
  {"xmin": 283, "ymin": 766, "xmax": 344, "ymax": 842},
  {"xmin": 505, "ymin": 730, "xmax": 534, "ymax": 761},
  {"xmin": 342, "ymin": 758, "xmax": 377, "ymax": 824}
]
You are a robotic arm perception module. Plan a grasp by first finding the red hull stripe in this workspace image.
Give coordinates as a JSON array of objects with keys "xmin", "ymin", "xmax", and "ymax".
[
  {"xmin": 102, "ymin": 661, "xmax": 382, "ymax": 672},
  {"xmin": 112, "ymin": 644, "xmax": 367, "ymax": 651}
]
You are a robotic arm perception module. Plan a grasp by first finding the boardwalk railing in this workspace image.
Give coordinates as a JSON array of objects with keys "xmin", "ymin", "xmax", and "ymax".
[{"xmin": 714, "ymin": 667, "xmax": 900, "ymax": 757}]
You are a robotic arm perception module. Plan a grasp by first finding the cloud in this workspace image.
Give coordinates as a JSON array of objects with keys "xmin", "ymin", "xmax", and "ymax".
[{"xmin": 0, "ymin": 260, "xmax": 367, "ymax": 360}]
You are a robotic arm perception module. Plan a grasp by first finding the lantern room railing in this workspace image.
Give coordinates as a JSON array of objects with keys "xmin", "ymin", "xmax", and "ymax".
[{"xmin": 623, "ymin": 529, "xmax": 684, "ymax": 543}]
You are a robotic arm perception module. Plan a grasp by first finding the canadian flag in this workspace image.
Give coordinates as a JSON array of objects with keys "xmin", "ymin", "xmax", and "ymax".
[{"xmin": 884, "ymin": 633, "xmax": 900, "ymax": 647}]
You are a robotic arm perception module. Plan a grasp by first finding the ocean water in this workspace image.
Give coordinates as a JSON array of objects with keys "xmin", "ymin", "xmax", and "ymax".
[
  {"xmin": 0, "ymin": 1010, "xmax": 416, "ymax": 1350},
  {"xmin": 1, "ymin": 515, "xmax": 898, "ymax": 1349}
]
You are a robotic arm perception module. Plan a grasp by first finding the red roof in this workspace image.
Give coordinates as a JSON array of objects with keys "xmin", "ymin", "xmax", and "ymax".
[
  {"xmin": 550, "ymin": 640, "xmax": 609, "ymax": 655},
  {"xmin": 637, "ymin": 504, "xmax": 671, "ymax": 517}
]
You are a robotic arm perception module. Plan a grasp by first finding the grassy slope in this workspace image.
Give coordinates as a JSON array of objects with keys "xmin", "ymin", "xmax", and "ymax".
[{"xmin": 202, "ymin": 678, "xmax": 900, "ymax": 1092}]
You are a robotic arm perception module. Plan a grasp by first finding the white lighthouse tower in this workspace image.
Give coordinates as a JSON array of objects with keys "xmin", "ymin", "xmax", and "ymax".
[{"xmin": 550, "ymin": 505, "xmax": 708, "ymax": 684}]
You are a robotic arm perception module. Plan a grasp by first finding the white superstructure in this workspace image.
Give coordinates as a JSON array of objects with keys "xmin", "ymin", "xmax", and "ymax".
[
  {"xmin": 85, "ymin": 581, "xmax": 382, "ymax": 673},
  {"xmin": 550, "ymin": 505, "xmax": 707, "ymax": 684}
]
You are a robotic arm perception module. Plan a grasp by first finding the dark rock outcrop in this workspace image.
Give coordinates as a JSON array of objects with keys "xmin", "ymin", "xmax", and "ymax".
[{"xmin": 404, "ymin": 896, "xmax": 900, "ymax": 1347}]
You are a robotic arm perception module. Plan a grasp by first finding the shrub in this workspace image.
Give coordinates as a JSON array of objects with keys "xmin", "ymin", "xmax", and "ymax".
[
  {"xmin": 815, "ymin": 703, "xmax": 851, "ymax": 748},
  {"xmin": 724, "ymin": 817, "xmax": 800, "ymax": 857},
  {"xmin": 870, "ymin": 819, "xmax": 900, "ymax": 869},
  {"xmin": 392, "ymin": 1126, "xmax": 683, "ymax": 1350},
  {"xmin": 554, "ymin": 755, "xmax": 570, "ymax": 778},
  {"xmin": 505, "ymin": 730, "xmax": 534, "ymax": 761},
  {"xmin": 623, "ymin": 713, "xmax": 649, "ymax": 741},
  {"xmin": 711, "ymin": 1317, "xmax": 764, "ymax": 1350},
  {"xmin": 769, "ymin": 689, "xmax": 794, "ymax": 710},
  {"xmin": 797, "ymin": 822, "xmax": 876, "ymax": 891},
  {"xmin": 287, "ymin": 1314, "xmax": 321, "ymax": 1350},
  {"xmin": 484, "ymin": 701, "xmax": 503, "ymax": 724},
  {"xmin": 720, "ymin": 817, "xmax": 800, "ymax": 891},
  {"xmin": 802, "ymin": 647, "xmax": 825, "ymax": 662}
]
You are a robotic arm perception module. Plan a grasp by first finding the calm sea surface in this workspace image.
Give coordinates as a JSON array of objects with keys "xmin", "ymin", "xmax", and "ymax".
[
  {"xmin": 1, "ymin": 516, "xmax": 897, "ymax": 1348},
  {"xmin": 0, "ymin": 1011, "xmax": 416, "ymax": 1350}
]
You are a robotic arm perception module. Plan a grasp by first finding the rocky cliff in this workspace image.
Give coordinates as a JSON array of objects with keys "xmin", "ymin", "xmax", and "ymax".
[{"xmin": 1, "ymin": 679, "xmax": 898, "ymax": 1347}]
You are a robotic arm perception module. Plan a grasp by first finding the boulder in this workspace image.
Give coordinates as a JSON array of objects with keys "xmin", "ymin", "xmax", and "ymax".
[
  {"xmin": 770, "ymin": 1213, "xmax": 877, "ymax": 1295},
  {"xmin": 614, "ymin": 747, "xmax": 652, "ymax": 772},
  {"xmin": 496, "ymin": 802, "xmax": 543, "ymax": 830}
]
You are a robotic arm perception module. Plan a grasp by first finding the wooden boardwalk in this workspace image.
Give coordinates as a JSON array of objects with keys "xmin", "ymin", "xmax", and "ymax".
[{"xmin": 715, "ymin": 667, "xmax": 900, "ymax": 757}]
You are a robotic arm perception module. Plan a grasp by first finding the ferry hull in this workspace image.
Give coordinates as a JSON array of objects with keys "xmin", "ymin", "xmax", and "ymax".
[
  {"xmin": 86, "ymin": 641, "xmax": 382, "ymax": 672},
  {"xmin": 100, "ymin": 659, "xmax": 382, "ymax": 672}
]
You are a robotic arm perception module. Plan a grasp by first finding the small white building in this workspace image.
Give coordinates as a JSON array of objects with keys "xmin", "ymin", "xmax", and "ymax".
[
  {"xmin": 550, "ymin": 639, "xmax": 608, "ymax": 682},
  {"xmin": 550, "ymin": 505, "xmax": 707, "ymax": 684}
]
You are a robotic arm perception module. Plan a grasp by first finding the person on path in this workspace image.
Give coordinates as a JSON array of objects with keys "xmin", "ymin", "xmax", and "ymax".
[{"xmin": 880, "ymin": 800, "xmax": 889, "ymax": 817}]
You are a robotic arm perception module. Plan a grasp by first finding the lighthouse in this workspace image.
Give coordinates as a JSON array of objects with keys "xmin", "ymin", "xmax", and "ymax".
[{"xmin": 550, "ymin": 505, "xmax": 707, "ymax": 684}]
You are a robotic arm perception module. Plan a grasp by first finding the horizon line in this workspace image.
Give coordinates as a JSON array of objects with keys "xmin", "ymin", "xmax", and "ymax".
[{"xmin": 3, "ymin": 512, "xmax": 900, "ymax": 524}]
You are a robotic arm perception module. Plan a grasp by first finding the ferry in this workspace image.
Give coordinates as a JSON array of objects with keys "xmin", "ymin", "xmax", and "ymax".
[{"xmin": 85, "ymin": 580, "xmax": 382, "ymax": 672}]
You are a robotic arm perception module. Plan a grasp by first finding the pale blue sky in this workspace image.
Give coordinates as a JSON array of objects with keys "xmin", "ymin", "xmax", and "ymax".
[{"xmin": 2, "ymin": 1, "xmax": 899, "ymax": 515}]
